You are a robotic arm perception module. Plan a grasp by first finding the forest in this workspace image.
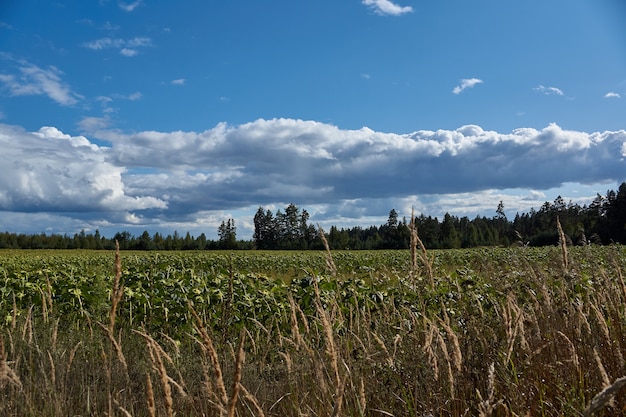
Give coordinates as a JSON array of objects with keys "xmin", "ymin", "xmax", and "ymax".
[{"xmin": 0, "ymin": 182, "xmax": 625, "ymax": 250}]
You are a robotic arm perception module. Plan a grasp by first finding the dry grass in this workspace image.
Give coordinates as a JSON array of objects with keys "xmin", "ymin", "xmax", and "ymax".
[
  {"xmin": 410, "ymin": 207, "xmax": 434, "ymax": 285},
  {"xmin": 1, "ymin": 237, "xmax": 626, "ymax": 416}
]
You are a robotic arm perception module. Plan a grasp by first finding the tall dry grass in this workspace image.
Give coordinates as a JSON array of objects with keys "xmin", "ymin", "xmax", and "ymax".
[{"xmin": 1, "ymin": 235, "xmax": 626, "ymax": 415}]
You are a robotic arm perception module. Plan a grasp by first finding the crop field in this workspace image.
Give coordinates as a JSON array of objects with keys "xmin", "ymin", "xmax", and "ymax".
[{"xmin": 1, "ymin": 245, "xmax": 626, "ymax": 416}]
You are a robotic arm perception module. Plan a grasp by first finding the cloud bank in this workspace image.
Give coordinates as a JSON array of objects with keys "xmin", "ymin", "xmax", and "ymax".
[{"xmin": 1, "ymin": 119, "xmax": 624, "ymax": 237}]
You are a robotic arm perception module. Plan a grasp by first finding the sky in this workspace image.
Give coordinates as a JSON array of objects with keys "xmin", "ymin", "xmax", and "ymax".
[{"xmin": 0, "ymin": 0, "xmax": 625, "ymax": 240}]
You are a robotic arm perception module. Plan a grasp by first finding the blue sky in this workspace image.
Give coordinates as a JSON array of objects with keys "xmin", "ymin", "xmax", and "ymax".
[{"xmin": 0, "ymin": 0, "xmax": 625, "ymax": 239}]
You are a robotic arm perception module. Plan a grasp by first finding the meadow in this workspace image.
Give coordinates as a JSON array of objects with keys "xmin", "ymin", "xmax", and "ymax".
[{"xmin": 1, "ymin": 242, "xmax": 626, "ymax": 416}]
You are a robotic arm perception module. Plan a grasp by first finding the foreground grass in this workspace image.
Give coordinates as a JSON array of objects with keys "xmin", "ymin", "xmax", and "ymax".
[{"xmin": 1, "ymin": 245, "xmax": 626, "ymax": 416}]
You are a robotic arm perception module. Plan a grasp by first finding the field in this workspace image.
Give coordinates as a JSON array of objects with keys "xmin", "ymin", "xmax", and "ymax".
[{"xmin": 1, "ymin": 244, "xmax": 626, "ymax": 416}]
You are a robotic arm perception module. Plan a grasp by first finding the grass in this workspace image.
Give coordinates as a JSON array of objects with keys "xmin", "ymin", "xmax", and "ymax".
[{"xmin": 1, "ymin": 241, "xmax": 626, "ymax": 416}]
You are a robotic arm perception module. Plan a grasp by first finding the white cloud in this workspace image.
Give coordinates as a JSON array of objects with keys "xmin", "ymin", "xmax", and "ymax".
[
  {"xmin": 127, "ymin": 91, "xmax": 142, "ymax": 100},
  {"xmin": 171, "ymin": 78, "xmax": 185, "ymax": 85},
  {"xmin": 82, "ymin": 38, "xmax": 120, "ymax": 50},
  {"xmin": 96, "ymin": 118, "xmax": 625, "ymax": 203},
  {"xmin": 102, "ymin": 21, "xmax": 120, "ymax": 31},
  {"xmin": 452, "ymin": 78, "xmax": 483, "ymax": 94},
  {"xmin": 77, "ymin": 116, "xmax": 112, "ymax": 132},
  {"xmin": 0, "ymin": 60, "xmax": 81, "ymax": 106},
  {"xmin": 2, "ymin": 119, "xmax": 625, "ymax": 237},
  {"xmin": 119, "ymin": 1, "xmax": 142, "ymax": 12},
  {"xmin": 0, "ymin": 124, "xmax": 165, "ymax": 214},
  {"xmin": 120, "ymin": 48, "xmax": 138, "ymax": 57},
  {"xmin": 605, "ymin": 92, "xmax": 621, "ymax": 99},
  {"xmin": 82, "ymin": 37, "xmax": 151, "ymax": 56},
  {"xmin": 534, "ymin": 85, "xmax": 564, "ymax": 96},
  {"xmin": 524, "ymin": 190, "xmax": 546, "ymax": 201},
  {"xmin": 362, "ymin": 0, "xmax": 413, "ymax": 16}
]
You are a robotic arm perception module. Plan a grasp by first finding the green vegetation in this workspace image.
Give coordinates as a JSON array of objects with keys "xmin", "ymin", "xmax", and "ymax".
[{"xmin": 1, "ymin": 244, "xmax": 626, "ymax": 416}]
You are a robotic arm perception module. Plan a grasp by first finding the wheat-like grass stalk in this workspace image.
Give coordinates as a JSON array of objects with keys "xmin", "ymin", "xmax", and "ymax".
[
  {"xmin": 371, "ymin": 332, "xmax": 393, "ymax": 368},
  {"xmin": 438, "ymin": 318, "xmax": 462, "ymax": 373},
  {"xmin": 50, "ymin": 318, "xmax": 59, "ymax": 352},
  {"xmin": 410, "ymin": 207, "xmax": 418, "ymax": 271},
  {"xmin": 226, "ymin": 329, "xmax": 246, "ymax": 417},
  {"xmin": 318, "ymin": 224, "xmax": 337, "ymax": 276},
  {"xmin": 477, "ymin": 362, "xmax": 502, "ymax": 417},
  {"xmin": 584, "ymin": 375, "xmax": 626, "ymax": 416},
  {"xmin": 109, "ymin": 240, "xmax": 124, "ymax": 333},
  {"xmin": 151, "ymin": 339, "xmax": 174, "ymax": 417},
  {"xmin": 424, "ymin": 319, "xmax": 439, "ymax": 381},
  {"xmin": 575, "ymin": 301, "xmax": 592, "ymax": 337},
  {"xmin": 97, "ymin": 322, "xmax": 128, "ymax": 371},
  {"xmin": 145, "ymin": 372, "xmax": 156, "ymax": 417},
  {"xmin": 358, "ymin": 376, "xmax": 367, "ymax": 415},
  {"xmin": 189, "ymin": 303, "xmax": 229, "ymax": 405},
  {"xmin": 503, "ymin": 295, "xmax": 529, "ymax": 364},
  {"xmin": 66, "ymin": 341, "xmax": 81, "ymax": 375},
  {"xmin": 134, "ymin": 329, "xmax": 189, "ymax": 415},
  {"xmin": 330, "ymin": 374, "xmax": 348, "ymax": 417},
  {"xmin": 593, "ymin": 347, "xmax": 611, "ymax": 393},
  {"xmin": 0, "ymin": 338, "xmax": 22, "ymax": 390},
  {"xmin": 412, "ymin": 215, "xmax": 434, "ymax": 285},
  {"xmin": 590, "ymin": 301, "xmax": 611, "ymax": 347},
  {"xmin": 47, "ymin": 350, "xmax": 56, "ymax": 388},
  {"xmin": 556, "ymin": 331, "xmax": 580, "ymax": 370},
  {"xmin": 287, "ymin": 293, "xmax": 305, "ymax": 350},
  {"xmin": 611, "ymin": 256, "xmax": 626, "ymax": 303},
  {"xmin": 435, "ymin": 324, "xmax": 456, "ymax": 399},
  {"xmin": 22, "ymin": 305, "xmax": 33, "ymax": 343},
  {"xmin": 239, "ymin": 383, "xmax": 266, "ymax": 417},
  {"xmin": 113, "ymin": 399, "xmax": 133, "ymax": 417},
  {"xmin": 556, "ymin": 216, "xmax": 569, "ymax": 272},
  {"xmin": 313, "ymin": 279, "xmax": 341, "ymax": 388}
]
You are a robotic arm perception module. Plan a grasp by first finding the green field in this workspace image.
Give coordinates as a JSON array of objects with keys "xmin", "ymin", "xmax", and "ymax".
[{"xmin": 1, "ymin": 246, "xmax": 625, "ymax": 416}]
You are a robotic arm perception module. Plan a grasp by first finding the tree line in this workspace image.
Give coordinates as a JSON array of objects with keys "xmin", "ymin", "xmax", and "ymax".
[{"xmin": 1, "ymin": 182, "xmax": 625, "ymax": 250}]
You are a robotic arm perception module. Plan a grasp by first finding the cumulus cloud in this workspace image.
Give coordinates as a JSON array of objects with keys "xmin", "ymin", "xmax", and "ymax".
[
  {"xmin": 0, "ymin": 58, "xmax": 81, "ymax": 106},
  {"xmin": 362, "ymin": 0, "xmax": 413, "ymax": 16},
  {"xmin": 0, "ymin": 124, "xmax": 166, "ymax": 215},
  {"xmin": 605, "ymin": 92, "xmax": 621, "ymax": 99},
  {"xmin": 534, "ymin": 85, "xmax": 564, "ymax": 96},
  {"xmin": 452, "ymin": 78, "xmax": 483, "ymax": 94},
  {"xmin": 171, "ymin": 78, "xmax": 185, "ymax": 85},
  {"xmin": 1, "ymin": 119, "xmax": 625, "ymax": 236}
]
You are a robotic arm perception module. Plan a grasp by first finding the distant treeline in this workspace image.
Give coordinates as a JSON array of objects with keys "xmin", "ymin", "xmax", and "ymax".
[{"xmin": 1, "ymin": 182, "xmax": 625, "ymax": 250}]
